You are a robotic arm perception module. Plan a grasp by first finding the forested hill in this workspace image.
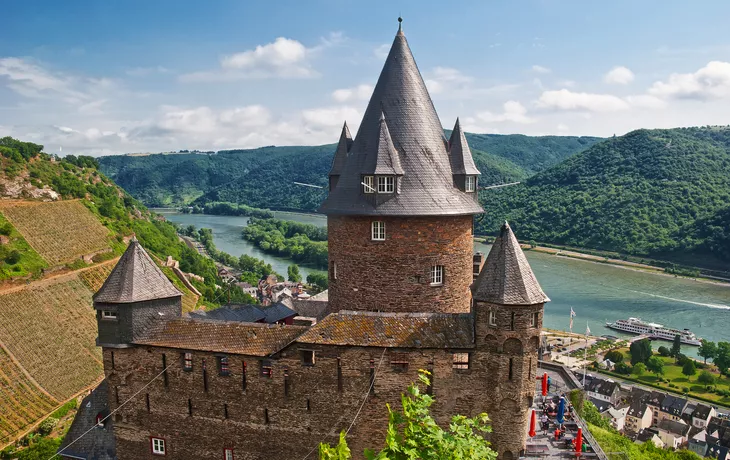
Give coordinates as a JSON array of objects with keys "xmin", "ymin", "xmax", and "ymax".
[
  {"xmin": 477, "ymin": 127, "xmax": 730, "ymax": 268},
  {"xmin": 98, "ymin": 133, "xmax": 602, "ymax": 209}
]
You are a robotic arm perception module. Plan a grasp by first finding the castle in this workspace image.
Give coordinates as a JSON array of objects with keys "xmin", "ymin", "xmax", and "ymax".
[{"xmin": 64, "ymin": 20, "xmax": 550, "ymax": 460}]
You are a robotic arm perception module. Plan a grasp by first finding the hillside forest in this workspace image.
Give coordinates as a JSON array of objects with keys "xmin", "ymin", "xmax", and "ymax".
[{"xmin": 100, "ymin": 127, "xmax": 730, "ymax": 269}]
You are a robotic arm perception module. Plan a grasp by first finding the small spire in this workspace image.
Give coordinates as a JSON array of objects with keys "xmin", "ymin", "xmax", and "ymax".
[
  {"xmin": 398, "ymin": 16, "xmax": 403, "ymax": 33},
  {"xmin": 379, "ymin": 111, "xmax": 386, "ymax": 122}
]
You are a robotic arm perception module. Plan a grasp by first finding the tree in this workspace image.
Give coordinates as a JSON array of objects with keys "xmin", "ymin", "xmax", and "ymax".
[
  {"xmin": 614, "ymin": 362, "xmax": 632, "ymax": 375},
  {"xmin": 697, "ymin": 370, "xmax": 716, "ymax": 385},
  {"xmin": 605, "ymin": 350, "xmax": 624, "ymax": 363},
  {"xmin": 287, "ymin": 264, "xmax": 302, "ymax": 283},
  {"xmin": 682, "ymin": 360, "xmax": 696, "ymax": 379},
  {"xmin": 306, "ymin": 271, "xmax": 329, "ymax": 290},
  {"xmin": 698, "ymin": 340, "xmax": 718, "ymax": 364},
  {"xmin": 632, "ymin": 362, "xmax": 646, "ymax": 377},
  {"xmin": 319, "ymin": 371, "xmax": 497, "ymax": 460},
  {"xmin": 630, "ymin": 339, "xmax": 653, "ymax": 365},
  {"xmin": 647, "ymin": 356, "xmax": 665, "ymax": 376},
  {"xmin": 714, "ymin": 342, "xmax": 730, "ymax": 375},
  {"xmin": 671, "ymin": 335, "xmax": 682, "ymax": 361},
  {"xmin": 657, "ymin": 346, "xmax": 671, "ymax": 357}
]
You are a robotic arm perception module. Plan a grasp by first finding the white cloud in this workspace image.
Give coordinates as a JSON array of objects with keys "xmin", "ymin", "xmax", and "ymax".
[
  {"xmin": 531, "ymin": 65, "xmax": 551, "ymax": 74},
  {"xmin": 332, "ymin": 84, "xmax": 373, "ymax": 102},
  {"xmin": 648, "ymin": 61, "xmax": 730, "ymax": 100},
  {"xmin": 624, "ymin": 94, "xmax": 667, "ymax": 109},
  {"xmin": 557, "ymin": 123, "xmax": 569, "ymax": 133},
  {"xmin": 0, "ymin": 57, "xmax": 86, "ymax": 103},
  {"xmin": 424, "ymin": 67, "xmax": 473, "ymax": 95},
  {"xmin": 181, "ymin": 37, "xmax": 321, "ymax": 82},
  {"xmin": 126, "ymin": 66, "xmax": 169, "ymax": 77},
  {"xmin": 604, "ymin": 66, "xmax": 635, "ymax": 85},
  {"xmin": 537, "ymin": 89, "xmax": 630, "ymax": 112},
  {"xmin": 373, "ymin": 44, "xmax": 390, "ymax": 60},
  {"xmin": 301, "ymin": 106, "xmax": 361, "ymax": 129},
  {"xmin": 474, "ymin": 101, "xmax": 535, "ymax": 124}
]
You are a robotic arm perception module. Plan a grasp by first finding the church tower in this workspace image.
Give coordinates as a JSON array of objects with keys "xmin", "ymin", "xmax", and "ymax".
[
  {"xmin": 319, "ymin": 19, "xmax": 483, "ymax": 314},
  {"xmin": 472, "ymin": 222, "xmax": 550, "ymax": 459}
]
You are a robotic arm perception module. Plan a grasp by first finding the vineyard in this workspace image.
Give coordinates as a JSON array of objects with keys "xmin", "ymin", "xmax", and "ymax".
[
  {"xmin": 0, "ymin": 275, "xmax": 103, "ymax": 400},
  {"xmin": 0, "ymin": 200, "xmax": 111, "ymax": 266},
  {"xmin": 0, "ymin": 347, "xmax": 58, "ymax": 441},
  {"xmin": 78, "ymin": 260, "xmax": 116, "ymax": 292}
]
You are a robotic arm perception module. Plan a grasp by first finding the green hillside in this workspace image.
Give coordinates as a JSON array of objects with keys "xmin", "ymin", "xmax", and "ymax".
[
  {"xmin": 0, "ymin": 136, "xmax": 252, "ymax": 303},
  {"xmin": 476, "ymin": 127, "xmax": 730, "ymax": 268},
  {"xmin": 98, "ymin": 133, "xmax": 602, "ymax": 210}
]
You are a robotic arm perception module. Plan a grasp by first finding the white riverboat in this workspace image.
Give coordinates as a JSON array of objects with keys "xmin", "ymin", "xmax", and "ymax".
[{"xmin": 605, "ymin": 317, "xmax": 702, "ymax": 346}]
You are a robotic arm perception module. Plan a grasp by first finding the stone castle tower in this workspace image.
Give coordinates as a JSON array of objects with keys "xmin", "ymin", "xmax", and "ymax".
[
  {"xmin": 473, "ymin": 222, "xmax": 550, "ymax": 459},
  {"xmin": 320, "ymin": 20, "xmax": 483, "ymax": 314},
  {"xmin": 94, "ymin": 238, "xmax": 183, "ymax": 348}
]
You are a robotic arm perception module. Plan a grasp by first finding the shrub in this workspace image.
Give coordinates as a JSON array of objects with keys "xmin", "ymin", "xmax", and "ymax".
[
  {"xmin": 658, "ymin": 346, "xmax": 671, "ymax": 357},
  {"xmin": 36, "ymin": 417, "xmax": 58, "ymax": 436},
  {"xmin": 605, "ymin": 350, "xmax": 624, "ymax": 363},
  {"xmin": 697, "ymin": 371, "xmax": 716, "ymax": 385}
]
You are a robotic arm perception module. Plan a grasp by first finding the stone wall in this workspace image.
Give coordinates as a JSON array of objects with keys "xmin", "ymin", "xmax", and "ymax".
[
  {"xmin": 327, "ymin": 215, "xmax": 474, "ymax": 314},
  {"xmin": 474, "ymin": 300, "xmax": 546, "ymax": 459}
]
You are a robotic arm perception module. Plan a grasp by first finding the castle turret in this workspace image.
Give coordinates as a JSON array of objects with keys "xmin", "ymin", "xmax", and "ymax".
[
  {"xmin": 448, "ymin": 118, "xmax": 481, "ymax": 195},
  {"xmin": 319, "ymin": 21, "xmax": 483, "ymax": 314},
  {"xmin": 472, "ymin": 222, "xmax": 549, "ymax": 459},
  {"xmin": 94, "ymin": 238, "xmax": 183, "ymax": 348},
  {"xmin": 328, "ymin": 121, "xmax": 353, "ymax": 191}
]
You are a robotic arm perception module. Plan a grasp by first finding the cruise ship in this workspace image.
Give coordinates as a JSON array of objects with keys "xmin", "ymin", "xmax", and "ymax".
[{"xmin": 605, "ymin": 317, "xmax": 702, "ymax": 346}]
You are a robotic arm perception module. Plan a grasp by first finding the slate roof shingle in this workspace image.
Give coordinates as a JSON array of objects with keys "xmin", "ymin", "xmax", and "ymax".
[
  {"xmin": 448, "ymin": 118, "xmax": 481, "ymax": 176},
  {"xmin": 296, "ymin": 310, "xmax": 474, "ymax": 348},
  {"xmin": 133, "ymin": 318, "xmax": 306, "ymax": 356},
  {"xmin": 471, "ymin": 222, "xmax": 550, "ymax": 305},
  {"xmin": 94, "ymin": 239, "xmax": 182, "ymax": 304},
  {"xmin": 329, "ymin": 122, "xmax": 354, "ymax": 178},
  {"xmin": 318, "ymin": 25, "xmax": 483, "ymax": 216},
  {"xmin": 57, "ymin": 380, "xmax": 116, "ymax": 460},
  {"xmin": 693, "ymin": 403, "xmax": 713, "ymax": 421},
  {"xmin": 189, "ymin": 304, "xmax": 266, "ymax": 323}
]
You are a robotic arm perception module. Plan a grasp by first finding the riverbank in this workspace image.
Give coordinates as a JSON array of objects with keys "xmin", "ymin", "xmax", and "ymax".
[{"xmin": 474, "ymin": 236, "xmax": 730, "ymax": 286}]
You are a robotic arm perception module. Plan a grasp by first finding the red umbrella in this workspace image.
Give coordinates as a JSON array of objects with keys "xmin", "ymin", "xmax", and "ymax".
[
  {"xmin": 529, "ymin": 409, "xmax": 536, "ymax": 437},
  {"xmin": 575, "ymin": 428, "xmax": 583, "ymax": 454},
  {"xmin": 541, "ymin": 373, "xmax": 548, "ymax": 396}
]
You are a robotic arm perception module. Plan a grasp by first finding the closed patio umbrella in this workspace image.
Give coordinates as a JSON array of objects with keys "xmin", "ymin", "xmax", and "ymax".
[{"xmin": 557, "ymin": 396, "xmax": 565, "ymax": 425}]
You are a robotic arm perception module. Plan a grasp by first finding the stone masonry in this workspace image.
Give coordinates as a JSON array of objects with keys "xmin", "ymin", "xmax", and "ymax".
[{"xmin": 327, "ymin": 215, "xmax": 474, "ymax": 314}]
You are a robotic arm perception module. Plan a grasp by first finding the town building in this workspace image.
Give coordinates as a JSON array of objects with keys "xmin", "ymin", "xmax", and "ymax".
[
  {"xmin": 584, "ymin": 376, "xmax": 621, "ymax": 407},
  {"xmin": 657, "ymin": 394, "xmax": 689, "ymax": 425},
  {"xmin": 656, "ymin": 419, "xmax": 691, "ymax": 449},
  {"xmin": 62, "ymin": 20, "xmax": 549, "ymax": 460}
]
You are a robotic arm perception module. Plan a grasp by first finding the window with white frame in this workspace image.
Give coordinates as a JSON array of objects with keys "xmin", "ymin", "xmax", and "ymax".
[
  {"xmin": 465, "ymin": 176, "xmax": 476, "ymax": 192},
  {"xmin": 489, "ymin": 310, "xmax": 497, "ymax": 326},
  {"xmin": 224, "ymin": 448, "xmax": 234, "ymax": 460},
  {"xmin": 430, "ymin": 265, "xmax": 444, "ymax": 286},
  {"xmin": 151, "ymin": 437, "xmax": 165, "ymax": 455},
  {"xmin": 371, "ymin": 221, "xmax": 385, "ymax": 241},
  {"xmin": 101, "ymin": 310, "xmax": 117, "ymax": 319},
  {"xmin": 377, "ymin": 176, "xmax": 395, "ymax": 193},
  {"xmin": 363, "ymin": 175, "xmax": 375, "ymax": 193}
]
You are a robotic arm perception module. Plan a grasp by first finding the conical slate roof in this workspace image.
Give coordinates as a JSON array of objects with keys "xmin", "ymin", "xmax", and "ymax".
[
  {"xmin": 471, "ymin": 222, "xmax": 550, "ymax": 305},
  {"xmin": 329, "ymin": 121, "xmax": 353, "ymax": 177},
  {"xmin": 366, "ymin": 113, "xmax": 404, "ymax": 175},
  {"xmin": 318, "ymin": 23, "xmax": 483, "ymax": 216},
  {"xmin": 94, "ymin": 239, "xmax": 182, "ymax": 304},
  {"xmin": 448, "ymin": 118, "xmax": 481, "ymax": 175}
]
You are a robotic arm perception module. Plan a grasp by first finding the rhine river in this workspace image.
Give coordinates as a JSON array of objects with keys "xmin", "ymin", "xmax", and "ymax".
[{"xmin": 158, "ymin": 210, "xmax": 730, "ymax": 354}]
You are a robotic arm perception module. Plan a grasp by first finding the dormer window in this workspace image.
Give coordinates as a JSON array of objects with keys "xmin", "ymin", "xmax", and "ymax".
[
  {"xmin": 465, "ymin": 176, "xmax": 476, "ymax": 192},
  {"xmin": 377, "ymin": 176, "xmax": 395, "ymax": 193},
  {"xmin": 363, "ymin": 175, "xmax": 375, "ymax": 193}
]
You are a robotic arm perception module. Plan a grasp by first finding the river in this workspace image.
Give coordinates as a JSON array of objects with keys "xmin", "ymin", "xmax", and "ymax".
[{"xmin": 157, "ymin": 210, "xmax": 730, "ymax": 356}]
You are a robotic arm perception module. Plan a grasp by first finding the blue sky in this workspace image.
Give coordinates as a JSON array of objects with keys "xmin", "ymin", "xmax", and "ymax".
[{"xmin": 3, "ymin": 0, "xmax": 730, "ymax": 155}]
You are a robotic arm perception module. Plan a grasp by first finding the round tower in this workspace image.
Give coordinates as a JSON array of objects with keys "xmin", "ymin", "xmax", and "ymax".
[
  {"xmin": 472, "ymin": 222, "xmax": 550, "ymax": 459},
  {"xmin": 319, "ymin": 24, "xmax": 483, "ymax": 314}
]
